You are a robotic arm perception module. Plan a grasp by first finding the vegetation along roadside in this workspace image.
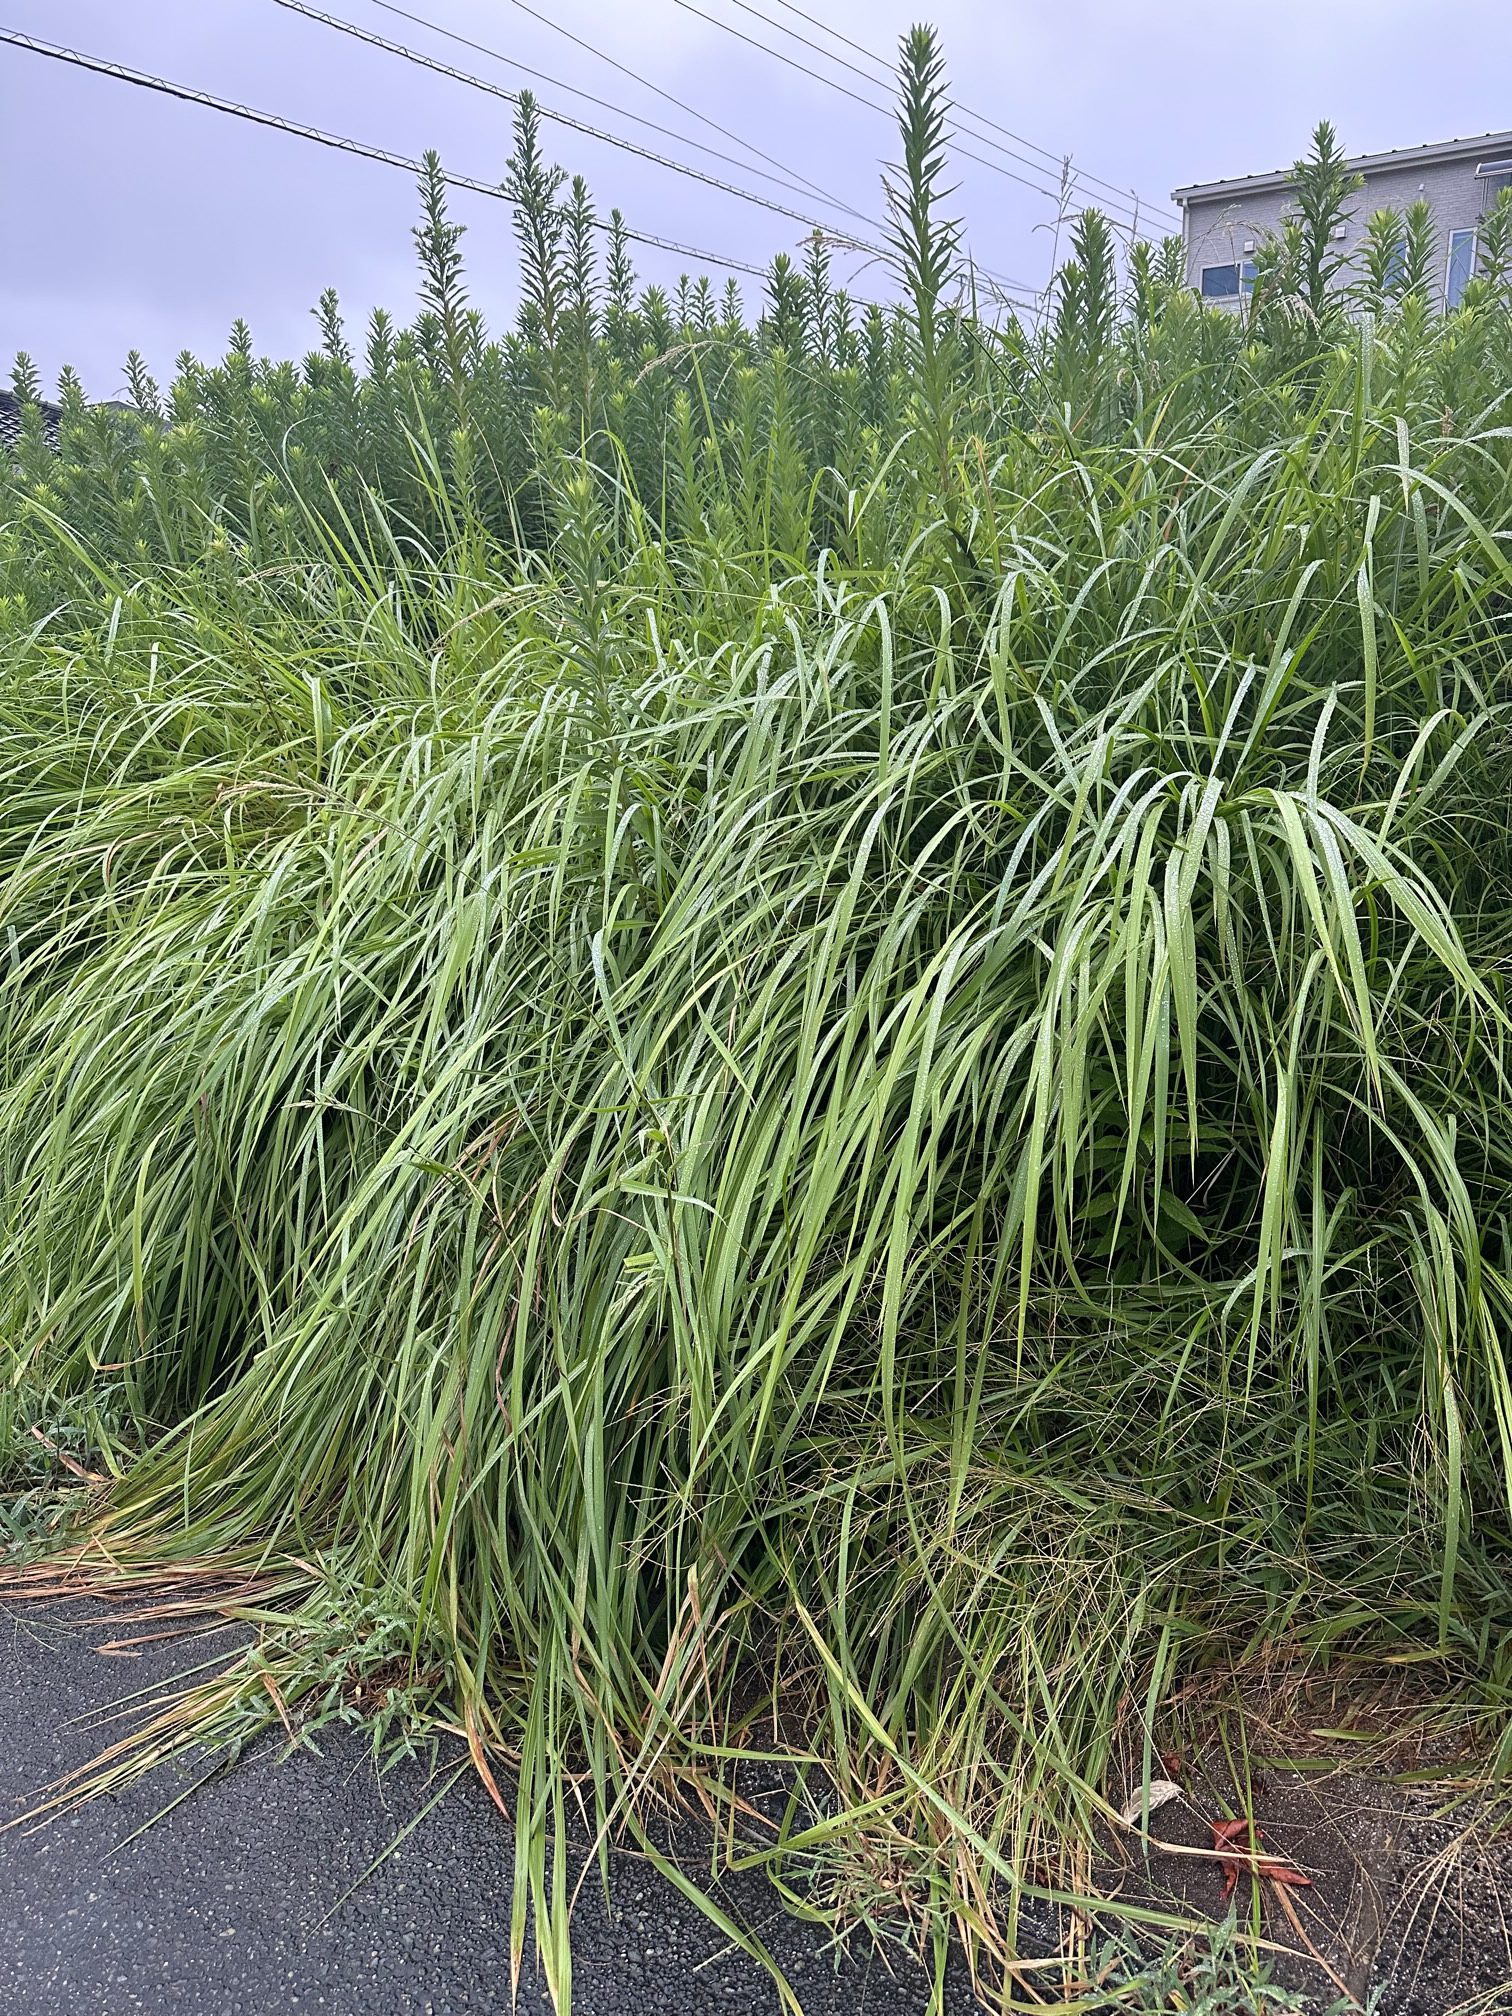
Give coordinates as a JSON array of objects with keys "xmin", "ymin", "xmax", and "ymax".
[{"xmin": 4, "ymin": 24, "xmax": 1512, "ymax": 2012}]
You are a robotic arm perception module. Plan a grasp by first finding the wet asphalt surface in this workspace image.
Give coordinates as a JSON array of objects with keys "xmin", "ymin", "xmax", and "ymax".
[
  {"xmin": 0, "ymin": 1601, "xmax": 991, "ymax": 2016},
  {"xmin": 12, "ymin": 1600, "xmax": 1509, "ymax": 2014}
]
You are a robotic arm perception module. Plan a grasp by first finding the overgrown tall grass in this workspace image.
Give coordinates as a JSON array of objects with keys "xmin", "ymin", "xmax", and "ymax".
[{"xmin": 6, "ymin": 29, "xmax": 1512, "ymax": 2010}]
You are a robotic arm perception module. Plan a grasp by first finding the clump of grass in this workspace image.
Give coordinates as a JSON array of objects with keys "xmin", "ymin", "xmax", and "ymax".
[
  {"xmin": 1, "ymin": 1384, "xmax": 125, "ymax": 1559},
  {"xmin": 4, "ymin": 24, "xmax": 1512, "ymax": 2014},
  {"xmin": 1088, "ymin": 1919, "xmax": 1376, "ymax": 2013}
]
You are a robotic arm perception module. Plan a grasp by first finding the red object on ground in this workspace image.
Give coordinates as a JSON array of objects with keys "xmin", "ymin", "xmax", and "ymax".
[{"xmin": 1210, "ymin": 1817, "xmax": 1312, "ymax": 1901}]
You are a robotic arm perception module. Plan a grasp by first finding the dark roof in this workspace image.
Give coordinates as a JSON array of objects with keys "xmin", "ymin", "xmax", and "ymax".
[
  {"xmin": 1173, "ymin": 127, "xmax": 1512, "ymax": 208},
  {"xmin": 0, "ymin": 391, "xmax": 147, "ymax": 455},
  {"xmin": 0, "ymin": 388, "xmax": 62, "ymax": 452}
]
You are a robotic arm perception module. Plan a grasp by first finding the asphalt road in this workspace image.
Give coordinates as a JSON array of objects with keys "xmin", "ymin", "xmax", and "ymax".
[{"xmin": 1, "ymin": 1601, "xmax": 991, "ymax": 2016}]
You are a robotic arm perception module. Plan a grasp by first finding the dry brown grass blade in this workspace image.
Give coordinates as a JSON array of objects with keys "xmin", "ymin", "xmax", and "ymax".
[
  {"xmin": 0, "ymin": 1663, "xmax": 254, "ymax": 1831},
  {"xmin": 27, "ymin": 1424, "xmax": 105, "ymax": 1482},
  {"xmin": 261, "ymin": 1667, "xmax": 297, "ymax": 1742},
  {"xmin": 463, "ymin": 1702, "xmax": 511, "ymax": 1820},
  {"xmin": 1268, "ymin": 1875, "xmax": 1357, "ymax": 2004}
]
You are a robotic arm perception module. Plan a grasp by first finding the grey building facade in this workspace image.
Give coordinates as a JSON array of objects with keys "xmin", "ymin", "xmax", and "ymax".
[{"xmin": 1172, "ymin": 130, "xmax": 1512, "ymax": 310}]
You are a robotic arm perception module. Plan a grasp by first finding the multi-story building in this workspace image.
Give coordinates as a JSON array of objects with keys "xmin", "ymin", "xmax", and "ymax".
[{"xmin": 1173, "ymin": 130, "xmax": 1512, "ymax": 310}]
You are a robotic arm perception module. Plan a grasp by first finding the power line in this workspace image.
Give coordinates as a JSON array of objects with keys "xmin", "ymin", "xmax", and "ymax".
[
  {"xmin": 672, "ymin": 0, "xmax": 1177, "ymax": 235},
  {"xmin": 479, "ymin": 0, "xmax": 1040, "ymax": 302},
  {"xmin": 277, "ymin": 0, "xmax": 885, "ymax": 253},
  {"xmin": 0, "ymin": 29, "xmax": 772, "ymax": 278},
  {"xmin": 759, "ymin": 0, "xmax": 1182, "ymax": 229},
  {"xmin": 742, "ymin": 0, "xmax": 1179, "ymax": 229},
  {"xmin": 346, "ymin": 0, "xmax": 1039, "ymax": 304},
  {"xmin": 668, "ymin": 0, "xmax": 1074, "ymax": 209},
  {"xmin": 492, "ymin": 0, "xmax": 840, "ymax": 212},
  {"xmin": 361, "ymin": 0, "xmax": 868, "ymax": 220}
]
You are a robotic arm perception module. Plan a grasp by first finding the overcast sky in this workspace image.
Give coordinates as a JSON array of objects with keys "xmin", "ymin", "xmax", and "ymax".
[{"xmin": 3, "ymin": 0, "xmax": 1509, "ymax": 396}]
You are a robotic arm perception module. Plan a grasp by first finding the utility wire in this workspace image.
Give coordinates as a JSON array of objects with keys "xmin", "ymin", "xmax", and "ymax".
[
  {"xmin": 493, "ymin": 0, "xmax": 840, "ymax": 211},
  {"xmin": 672, "ymin": 0, "xmax": 1175, "ymax": 234},
  {"xmin": 346, "ymin": 0, "xmax": 1039, "ymax": 302},
  {"xmin": 668, "ymin": 0, "xmax": 1074, "ymax": 210},
  {"xmin": 759, "ymin": 0, "xmax": 1182, "ymax": 228},
  {"xmin": 360, "ymin": 0, "xmax": 865, "ymax": 218},
  {"xmin": 484, "ymin": 0, "xmax": 1059, "ymax": 294},
  {"xmin": 0, "ymin": 29, "xmax": 773, "ymax": 278},
  {"xmin": 278, "ymin": 0, "xmax": 884, "ymax": 252}
]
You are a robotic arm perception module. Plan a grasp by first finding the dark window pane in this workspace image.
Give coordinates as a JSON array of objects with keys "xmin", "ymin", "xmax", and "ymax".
[{"xmin": 1201, "ymin": 263, "xmax": 1240, "ymax": 298}]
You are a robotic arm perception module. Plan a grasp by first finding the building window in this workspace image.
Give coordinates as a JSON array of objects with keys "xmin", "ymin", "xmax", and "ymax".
[
  {"xmin": 1198, "ymin": 260, "xmax": 1257, "ymax": 303},
  {"xmin": 1447, "ymin": 228, "xmax": 1477, "ymax": 308},
  {"xmin": 1477, "ymin": 159, "xmax": 1512, "ymax": 211}
]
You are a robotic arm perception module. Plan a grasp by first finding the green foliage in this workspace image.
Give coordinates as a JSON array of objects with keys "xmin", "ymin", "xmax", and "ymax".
[
  {"xmin": 1250, "ymin": 122, "xmax": 1362, "ymax": 354},
  {"xmin": 1289, "ymin": 119, "xmax": 1364, "ymax": 317},
  {"xmin": 1398, "ymin": 197, "xmax": 1439, "ymax": 304},
  {"xmin": 1478, "ymin": 186, "xmax": 1512, "ymax": 299},
  {"xmin": 1053, "ymin": 208, "xmax": 1121, "ymax": 407},
  {"xmin": 412, "ymin": 148, "xmax": 469, "ymax": 399},
  {"xmin": 1092, "ymin": 1920, "xmax": 1375, "ymax": 2013},
  {"xmin": 505, "ymin": 91, "xmax": 568, "ymax": 351},
  {"xmin": 1, "ymin": 1385, "xmax": 126, "ymax": 1559},
  {"xmin": 5, "ymin": 45, "xmax": 1512, "ymax": 2016},
  {"xmin": 885, "ymin": 23, "xmax": 961, "ymax": 511},
  {"xmin": 10, "ymin": 350, "xmax": 42, "ymax": 407},
  {"xmin": 565, "ymin": 174, "xmax": 599, "ymax": 344},
  {"xmin": 764, "ymin": 249, "xmax": 808, "ymax": 355},
  {"xmin": 1353, "ymin": 207, "xmax": 1407, "ymax": 315}
]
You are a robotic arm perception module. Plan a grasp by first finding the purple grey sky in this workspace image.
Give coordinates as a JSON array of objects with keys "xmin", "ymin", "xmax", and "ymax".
[{"xmin": 3, "ymin": 0, "xmax": 1509, "ymax": 397}]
